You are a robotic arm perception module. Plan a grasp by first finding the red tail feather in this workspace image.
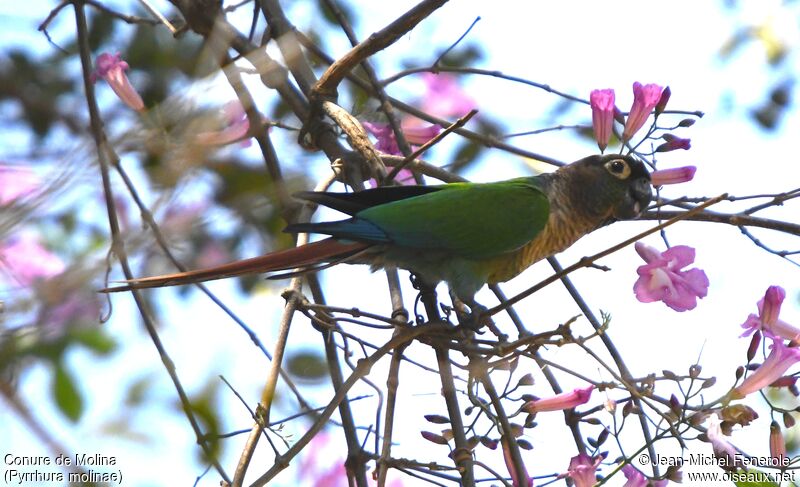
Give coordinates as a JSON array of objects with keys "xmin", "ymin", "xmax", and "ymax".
[{"xmin": 100, "ymin": 238, "xmax": 369, "ymax": 292}]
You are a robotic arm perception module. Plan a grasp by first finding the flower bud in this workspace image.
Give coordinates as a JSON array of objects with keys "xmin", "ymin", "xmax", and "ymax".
[
  {"xmin": 655, "ymin": 137, "xmax": 691, "ymax": 152},
  {"xmin": 590, "ymin": 89, "xmax": 616, "ymax": 152},
  {"xmin": 518, "ymin": 373, "xmax": 534, "ymax": 386},
  {"xmin": 761, "ymin": 286, "xmax": 785, "ymax": 327},
  {"xmin": 655, "ymin": 86, "xmax": 672, "ymax": 115},
  {"xmin": 421, "ymin": 431, "xmax": 449, "ymax": 445},
  {"xmin": 769, "ymin": 421, "xmax": 786, "ymax": 464},
  {"xmin": 747, "ymin": 330, "xmax": 762, "ymax": 362}
]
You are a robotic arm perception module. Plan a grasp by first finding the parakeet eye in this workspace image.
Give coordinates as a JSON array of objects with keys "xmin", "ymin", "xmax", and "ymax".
[{"xmin": 604, "ymin": 159, "xmax": 631, "ymax": 179}]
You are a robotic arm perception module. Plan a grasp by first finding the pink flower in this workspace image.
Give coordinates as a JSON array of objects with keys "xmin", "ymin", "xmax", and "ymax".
[
  {"xmin": 706, "ymin": 414, "xmax": 738, "ymax": 464},
  {"xmin": 655, "ymin": 86, "xmax": 671, "ymax": 115},
  {"xmin": 0, "ymin": 233, "xmax": 65, "ymax": 286},
  {"xmin": 621, "ymin": 464, "xmax": 647, "ymax": 487},
  {"xmin": 195, "ymin": 242, "xmax": 230, "ymax": 269},
  {"xmin": 0, "ymin": 166, "xmax": 39, "ymax": 204},
  {"xmin": 295, "ymin": 433, "xmax": 407, "ymax": 487},
  {"xmin": 403, "ymin": 125, "xmax": 441, "ymax": 145},
  {"xmin": 655, "ymin": 135, "xmax": 691, "ymax": 152},
  {"xmin": 91, "ymin": 53, "xmax": 145, "ymax": 112},
  {"xmin": 297, "ymin": 434, "xmax": 348, "ymax": 487},
  {"xmin": 621, "ymin": 467, "xmax": 670, "ymax": 487},
  {"xmin": 622, "ymin": 82, "xmax": 663, "ymax": 141},
  {"xmin": 650, "ymin": 166, "xmax": 696, "ymax": 186},
  {"xmin": 523, "ymin": 385, "xmax": 593, "ymax": 413},
  {"xmin": 769, "ymin": 376, "xmax": 797, "ymax": 388},
  {"xmin": 420, "ymin": 72, "xmax": 475, "ymax": 118},
  {"xmin": 195, "ymin": 101, "xmax": 252, "ymax": 146},
  {"xmin": 39, "ymin": 292, "xmax": 101, "ymax": 330},
  {"xmin": 501, "ymin": 436, "xmax": 532, "ymax": 487},
  {"xmin": 566, "ymin": 453, "xmax": 601, "ymax": 487},
  {"xmin": 363, "ymin": 121, "xmax": 440, "ymax": 155},
  {"xmin": 740, "ymin": 286, "xmax": 800, "ymax": 341},
  {"xmin": 362, "ymin": 121, "xmax": 397, "ymax": 154},
  {"xmin": 590, "ymin": 89, "xmax": 615, "ymax": 152},
  {"xmin": 362, "ymin": 121, "xmax": 439, "ymax": 187},
  {"xmin": 770, "ymin": 421, "xmax": 786, "ymax": 464},
  {"xmin": 733, "ymin": 337, "xmax": 800, "ymax": 398},
  {"xmin": 633, "ymin": 242, "xmax": 709, "ymax": 312},
  {"xmin": 761, "ymin": 286, "xmax": 784, "ymax": 326}
]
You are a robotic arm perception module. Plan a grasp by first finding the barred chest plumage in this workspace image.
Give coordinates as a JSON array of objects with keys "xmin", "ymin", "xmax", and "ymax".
[{"xmin": 484, "ymin": 204, "xmax": 607, "ymax": 284}]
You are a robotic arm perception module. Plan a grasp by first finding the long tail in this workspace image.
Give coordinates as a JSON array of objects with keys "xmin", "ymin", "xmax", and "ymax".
[{"xmin": 100, "ymin": 238, "xmax": 369, "ymax": 292}]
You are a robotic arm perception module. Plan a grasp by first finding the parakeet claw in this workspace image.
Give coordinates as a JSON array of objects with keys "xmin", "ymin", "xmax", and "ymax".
[{"xmin": 454, "ymin": 300, "xmax": 505, "ymax": 339}]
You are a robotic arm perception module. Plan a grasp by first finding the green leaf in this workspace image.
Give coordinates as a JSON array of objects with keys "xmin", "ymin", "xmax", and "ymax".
[
  {"xmin": 53, "ymin": 364, "xmax": 83, "ymax": 422},
  {"xmin": 71, "ymin": 328, "xmax": 117, "ymax": 355},
  {"xmin": 176, "ymin": 381, "xmax": 223, "ymax": 463},
  {"xmin": 286, "ymin": 350, "xmax": 328, "ymax": 382}
]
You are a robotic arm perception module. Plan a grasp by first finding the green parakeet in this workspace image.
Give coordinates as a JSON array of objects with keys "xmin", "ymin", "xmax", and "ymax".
[{"xmin": 103, "ymin": 154, "xmax": 652, "ymax": 307}]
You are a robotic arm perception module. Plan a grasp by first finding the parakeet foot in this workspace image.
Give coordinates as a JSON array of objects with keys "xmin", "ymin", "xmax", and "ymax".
[{"xmin": 455, "ymin": 300, "xmax": 504, "ymax": 339}]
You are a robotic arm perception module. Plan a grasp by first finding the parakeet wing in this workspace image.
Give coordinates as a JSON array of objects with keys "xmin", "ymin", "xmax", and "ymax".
[
  {"xmin": 294, "ymin": 185, "xmax": 443, "ymax": 215},
  {"xmin": 293, "ymin": 178, "xmax": 550, "ymax": 260}
]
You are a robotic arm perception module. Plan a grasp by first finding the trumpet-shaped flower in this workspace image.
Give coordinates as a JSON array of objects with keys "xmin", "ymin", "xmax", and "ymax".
[
  {"xmin": 362, "ymin": 121, "xmax": 440, "ymax": 155},
  {"xmin": 523, "ymin": 385, "xmax": 593, "ymax": 413},
  {"xmin": 622, "ymin": 82, "xmax": 663, "ymax": 141},
  {"xmin": 501, "ymin": 436, "xmax": 532, "ymax": 487},
  {"xmin": 621, "ymin": 465, "xmax": 669, "ymax": 487},
  {"xmin": 633, "ymin": 242, "xmax": 709, "ymax": 312},
  {"xmin": 0, "ymin": 166, "xmax": 39, "ymax": 204},
  {"xmin": 195, "ymin": 101, "xmax": 252, "ymax": 146},
  {"xmin": 655, "ymin": 86, "xmax": 671, "ymax": 115},
  {"xmin": 655, "ymin": 136, "xmax": 691, "ymax": 153},
  {"xmin": 650, "ymin": 166, "xmax": 696, "ymax": 186},
  {"xmin": 362, "ymin": 121, "xmax": 440, "ymax": 186},
  {"xmin": 733, "ymin": 337, "xmax": 800, "ymax": 398},
  {"xmin": 420, "ymin": 72, "xmax": 476, "ymax": 118},
  {"xmin": 590, "ymin": 89, "xmax": 615, "ymax": 152},
  {"xmin": 91, "ymin": 53, "xmax": 145, "ymax": 112},
  {"xmin": 0, "ymin": 232, "xmax": 65, "ymax": 286},
  {"xmin": 769, "ymin": 421, "xmax": 786, "ymax": 464},
  {"xmin": 565, "ymin": 453, "xmax": 601, "ymax": 487},
  {"xmin": 621, "ymin": 465, "xmax": 647, "ymax": 487},
  {"xmin": 740, "ymin": 285, "xmax": 800, "ymax": 341}
]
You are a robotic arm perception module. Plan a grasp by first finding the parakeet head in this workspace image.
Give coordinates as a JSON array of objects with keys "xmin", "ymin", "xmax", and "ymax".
[{"xmin": 558, "ymin": 154, "xmax": 652, "ymax": 224}]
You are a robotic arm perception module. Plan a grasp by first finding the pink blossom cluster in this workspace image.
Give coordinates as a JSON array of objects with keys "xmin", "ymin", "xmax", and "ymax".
[
  {"xmin": 363, "ymin": 72, "xmax": 475, "ymax": 186},
  {"xmin": 733, "ymin": 285, "xmax": 800, "ymax": 398},
  {"xmin": 0, "ymin": 169, "xmax": 99, "ymax": 329}
]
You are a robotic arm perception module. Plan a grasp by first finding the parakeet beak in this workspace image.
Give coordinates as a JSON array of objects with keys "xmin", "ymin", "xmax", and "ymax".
[{"xmin": 615, "ymin": 176, "xmax": 652, "ymax": 220}]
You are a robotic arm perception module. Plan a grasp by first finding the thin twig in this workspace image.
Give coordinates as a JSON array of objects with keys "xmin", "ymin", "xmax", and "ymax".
[
  {"xmin": 433, "ymin": 16, "xmax": 481, "ymax": 66},
  {"xmin": 294, "ymin": 31, "xmax": 566, "ymax": 167},
  {"xmin": 416, "ymin": 280, "xmax": 476, "ymax": 486},
  {"xmin": 478, "ymin": 363, "xmax": 529, "ymax": 486},
  {"xmin": 385, "ymin": 109, "xmax": 478, "ymax": 182},
  {"xmin": 307, "ymin": 274, "xmax": 370, "ymax": 487},
  {"xmin": 377, "ymin": 337, "xmax": 408, "ymax": 486},
  {"xmin": 73, "ymin": 2, "xmax": 229, "ymax": 482},
  {"xmin": 249, "ymin": 324, "xmax": 439, "ymax": 486},
  {"xmin": 321, "ymin": 0, "xmax": 416, "ymax": 162},
  {"xmin": 313, "ymin": 0, "xmax": 449, "ymax": 99},
  {"xmin": 137, "ymin": 0, "xmax": 177, "ymax": 33}
]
